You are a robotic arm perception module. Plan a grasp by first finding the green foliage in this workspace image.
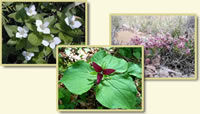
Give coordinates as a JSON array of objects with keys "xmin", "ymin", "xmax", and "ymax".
[
  {"xmin": 59, "ymin": 49, "xmax": 143, "ymax": 109},
  {"xmin": 60, "ymin": 61, "xmax": 96, "ymax": 95},
  {"xmin": 96, "ymin": 74, "xmax": 137, "ymax": 109},
  {"xmin": 2, "ymin": 2, "xmax": 85, "ymax": 64}
]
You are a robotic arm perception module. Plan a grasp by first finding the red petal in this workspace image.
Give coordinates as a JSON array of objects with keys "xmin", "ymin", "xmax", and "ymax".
[
  {"xmin": 92, "ymin": 62, "xmax": 103, "ymax": 72},
  {"xmin": 96, "ymin": 73, "xmax": 103, "ymax": 84},
  {"xmin": 103, "ymin": 69, "xmax": 115, "ymax": 75}
]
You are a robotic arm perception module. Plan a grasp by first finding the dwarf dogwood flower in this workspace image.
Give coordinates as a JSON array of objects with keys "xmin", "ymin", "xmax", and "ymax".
[
  {"xmin": 42, "ymin": 37, "xmax": 61, "ymax": 49},
  {"xmin": 16, "ymin": 26, "xmax": 29, "ymax": 38},
  {"xmin": 24, "ymin": 5, "xmax": 37, "ymax": 16},
  {"xmin": 36, "ymin": 20, "xmax": 50, "ymax": 34},
  {"xmin": 22, "ymin": 51, "xmax": 34, "ymax": 61},
  {"xmin": 65, "ymin": 15, "xmax": 82, "ymax": 29}
]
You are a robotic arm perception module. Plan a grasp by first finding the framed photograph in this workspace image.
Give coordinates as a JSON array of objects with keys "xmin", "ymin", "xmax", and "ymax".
[
  {"xmin": 56, "ymin": 45, "xmax": 144, "ymax": 112},
  {"xmin": 0, "ymin": 0, "xmax": 87, "ymax": 66},
  {"xmin": 110, "ymin": 14, "xmax": 197, "ymax": 80}
]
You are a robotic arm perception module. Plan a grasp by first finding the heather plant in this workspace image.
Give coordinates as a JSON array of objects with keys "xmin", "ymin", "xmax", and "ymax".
[
  {"xmin": 112, "ymin": 16, "xmax": 195, "ymax": 78},
  {"xmin": 58, "ymin": 47, "xmax": 143, "ymax": 109},
  {"xmin": 2, "ymin": 2, "xmax": 86, "ymax": 64}
]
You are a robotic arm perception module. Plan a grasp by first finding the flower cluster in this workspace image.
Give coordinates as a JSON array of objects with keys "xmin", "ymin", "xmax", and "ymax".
[
  {"xmin": 129, "ymin": 32, "xmax": 191, "ymax": 64},
  {"xmin": 13, "ymin": 4, "xmax": 82, "ymax": 62},
  {"xmin": 65, "ymin": 48, "xmax": 90, "ymax": 61}
]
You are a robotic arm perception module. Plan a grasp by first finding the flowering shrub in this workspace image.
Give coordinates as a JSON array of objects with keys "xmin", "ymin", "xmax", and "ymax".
[
  {"xmin": 58, "ymin": 47, "xmax": 143, "ymax": 109},
  {"xmin": 2, "ymin": 2, "xmax": 86, "ymax": 64},
  {"xmin": 112, "ymin": 16, "xmax": 195, "ymax": 78}
]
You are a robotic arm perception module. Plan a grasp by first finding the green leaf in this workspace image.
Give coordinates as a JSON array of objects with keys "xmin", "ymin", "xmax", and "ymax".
[
  {"xmin": 8, "ymin": 9, "xmax": 27, "ymax": 23},
  {"xmin": 101, "ymin": 55, "xmax": 128, "ymax": 73},
  {"xmin": 4, "ymin": 25, "xmax": 18, "ymax": 37},
  {"xmin": 53, "ymin": 48, "xmax": 56, "ymax": 59},
  {"xmin": 91, "ymin": 50, "xmax": 107, "ymax": 65},
  {"xmin": 96, "ymin": 74, "xmax": 137, "ymax": 109},
  {"xmin": 25, "ymin": 22, "xmax": 36, "ymax": 31},
  {"xmin": 7, "ymin": 38, "xmax": 18, "ymax": 46},
  {"xmin": 44, "ymin": 15, "xmax": 56, "ymax": 26},
  {"xmin": 28, "ymin": 33, "xmax": 42, "ymax": 46},
  {"xmin": 119, "ymin": 48, "xmax": 132, "ymax": 58},
  {"xmin": 43, "ymin": 34, "xmax": 53, "ymax": 41},
  {"xmin": 31, "ymin": 13, "xmax": 46, "ymax": 20},
  {"xmin": 59, "ymin": 88, "xmax": 71, "ymax": 103},
  {"xmin": 128, "ymin": 62, "xmax": 142, "ymax": 79},
  {"xmin": 59, "ymin": 32, "xmax": 73, "ymax": 44},
  {"xmin": 26, "ymin": 46, "xmax": 39, "ymax": 52},
  {"xmin": 43, "ymin": 47, "xmax": 52, "ymax": 56},
  {"xmin": 16, "ymin": 3, "xmax": 24, "ymax": 11},
  {"xmin": 133, "ymin": 48, "xmax": 141, "ymax": 59},
  {"xmin": 49, "ymin": 27, "xmax": 59, "ymax": 34},
  {"xmin": 16, "ymin": 39, "xmax": 26, "ymax": 50},
  {"xmin": 60, "ymin": 61, "xmax": 96, "ymax": 95},
  {"xmin": 66, "ymin": 29, "xmax": 84, "ymax": 37}
]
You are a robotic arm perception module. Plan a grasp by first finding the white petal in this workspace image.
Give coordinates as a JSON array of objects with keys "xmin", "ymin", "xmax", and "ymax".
[
  {"xmin": 37, "ymin": 27, "xmax": 43, "ymax": 32},
  {"xmin": 42, "ymin": 40, "xmax": 49, "ymax": 46},
  {"xmin": 23, "ymin": 26, "xmax": 29, "ymax": 33},
  {"xmin": 22, "ymin": 33, "xmax": 28, "ymax": 38},
  {"xmin": 16, "ymin": 32, "xmax": 22, "ymax": 38},
  {"xmin": 32, "ymin": 11, "xmax": 37, "ymax": 15},
  {"xmin": 53, "ymin": 37, "xmax": 61, "ymax": 45},
  {"xmin": 72, "ymin": 21, "xmax": 82, "ymax": 29},
  {"xmin": 50, "ymin": 43, "xmax": 56, "ymax": 49},
  {"xmin": 26, "ymin": 12, "xmax": 32, "ymax": 16},
  {"xmin": 44, "ymin": 22, "xmax": 49, "ymax": 27},
  {"xmin": 36, "ymin": 20, "xmax": 42, "ymax": 27},
  {"xmin": 71, "ymin": 16, "xmax": 76, "ymax": 21},
  {"xmin": 30, "ymin": 5, "xmax": 36, "ymax": 11},
  {"xmin": 22, "ymin": 51, "xmax": 27, "ymax": 56},
  {"xmin": 17, "ymin": 27, "xmax": 23, "ymax": 32},
  {"xmin": 25, "ymin": 56, "xmax": 32, "ymax": 61},
  {"xmin": 42, "ymin": 28, "xmax": 50, "ymax": 34},
  {"xmin": 29, "ymin": 52, "xmax": 34, "ymax": 57},
  {"xmin": 64, "ymin": 17, "xmax": 70, "ymax": 25}
]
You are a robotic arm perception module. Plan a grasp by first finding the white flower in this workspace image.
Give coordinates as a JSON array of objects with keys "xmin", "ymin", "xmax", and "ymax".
[
  {"xmin": 36, "ymin": 20, "xmax": 50, "ymax": 34},
  {"xmin": 65, "ymin": 48, "xmax": 72, "ymax": 56},
  {"xmin": 65, "ymin": 15, "xmax": 82, "ymax": 29},
  {"xmin": 22, "ymin": 51, "xmax": 34, "ymax": 61},
  {"xmin": 24, "ymin": 5, "xmax": 37, "ymax": 16},
  {"xmin": 42, "ymin": 37, "xmax": 61, "ymax": 49},
  {"xmin": 16, "ymin": 26, "xmax": 29, "ymax": 38}
]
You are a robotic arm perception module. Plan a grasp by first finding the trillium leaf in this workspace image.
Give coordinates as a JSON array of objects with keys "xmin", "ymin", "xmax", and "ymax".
[
  {"xmin": 101, "ymin": 55, "xmax": 128, "ymax": 73},
  {"xmin": 91, "ymin": 50, "xmax": 107, "ymax": 65},
  {"xmin": 60, "ymin": 61, "xmax": 96, "ymax": 95},
  {"xmin": 96, "ymin": 74, "xmax": 137, "ymax": 109},
  {"xmin": 28, "ymin": 33, "xmax": 42, "ymax": 46},
  {"xmin": 128, "ymin": 62, "xmax": 142, "ymax": 79}
]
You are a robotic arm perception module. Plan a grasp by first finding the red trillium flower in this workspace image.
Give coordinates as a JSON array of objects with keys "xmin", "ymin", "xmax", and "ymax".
[{"xmin": 91, "ymin": 62, "xmax": 115, "ymax": 84}]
